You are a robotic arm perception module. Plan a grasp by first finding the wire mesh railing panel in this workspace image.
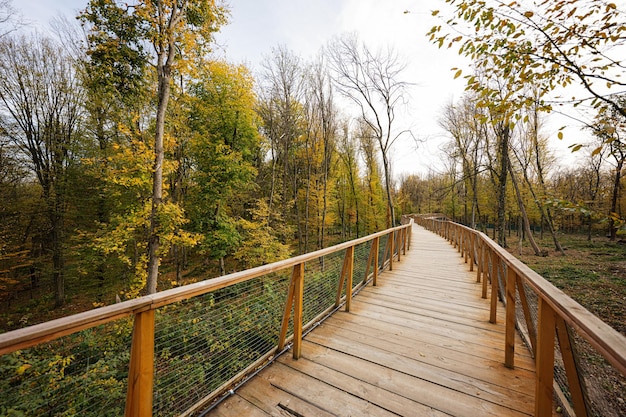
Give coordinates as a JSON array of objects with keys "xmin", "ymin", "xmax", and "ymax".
[
  {"xmin": 302, "ymin": 251, "xmax": 344, "ymax": 325},
  {"xmin": 514, "ymin": 278, "xmax": 539, "ymax": 355},
  {"xmin": 353, "ymin": 240, "xmax": 372, "ymax": 288},
  {"xmin": 378, "ymin": 234, "xmax": 389, "ymax": 271},
  {"xmin": 152, "ymin": 271, "xmax": 291, "ymax": 417},
  {"xmin": 0, "ymin": 320, "xmax": 132, "ymax": 417}
]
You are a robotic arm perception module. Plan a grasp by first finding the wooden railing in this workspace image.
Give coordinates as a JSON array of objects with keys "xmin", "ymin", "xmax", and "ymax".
[
  {"xmin": 414, "ymin": 214, "xmax": 626, "ymax": 417},
  {"xmin": 0, "ymin": 219, "xmax": 413, "ymax": 417}
]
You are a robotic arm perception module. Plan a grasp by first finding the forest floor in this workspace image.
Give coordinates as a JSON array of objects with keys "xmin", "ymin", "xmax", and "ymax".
[{"xmin": 506, "ymin": 231, "xmax": 626, "ymax": 337}]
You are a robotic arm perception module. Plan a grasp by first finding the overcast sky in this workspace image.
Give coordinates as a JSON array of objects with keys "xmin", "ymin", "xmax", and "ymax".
[{"xmin": 13, "ymin": 0, "xmax": 578, "ymax": 176}]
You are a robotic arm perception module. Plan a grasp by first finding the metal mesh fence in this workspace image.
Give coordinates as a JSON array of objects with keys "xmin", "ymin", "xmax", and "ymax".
[
  {"xmin": 0, "ymin": 319, "xmax": 133, "ymax": 416},
  {"xmin": 152, "ymin": 270, "xmax": 291, "ymax": 417},
  {"xmin": 378, "ymin": 234, "xmax": 389, "ymax": 271},
  {"xmin": 302, "ymin": 251, "xmax": 344, "ymax": 325}
]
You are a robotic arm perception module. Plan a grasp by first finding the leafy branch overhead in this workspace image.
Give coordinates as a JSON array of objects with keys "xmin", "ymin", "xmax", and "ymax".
[{"xmin": 428, "ymin": 0, "xmax": 626, "ymax": 119}]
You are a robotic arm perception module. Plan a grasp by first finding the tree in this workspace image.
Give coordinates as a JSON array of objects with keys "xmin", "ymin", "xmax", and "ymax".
[
  {"xmin": 302, "ymin": 54, "xmax": 338, "ymax": 251},
  {"xmin": 439, "ymin": 96, "xmax": 486, "ymax": 228},
  {"xmin": 429, "ymin": 0, "xmax": 626, "ymax": 129},
  {"xmin": 336, "ymin": 123, "xmax": 362, "ymax": 238},
  {"xmin": 0, "ymin": 34, "xmax": 84, "ymax": 306},
  {"xmin": 328, "ymin": 34, "xmax": 411, "ymax": 227},
  {"xmin": 257, "ymin": 46, "xmax": 305, "ymax": 245},
  {"xmin": 81, "ymin": 0, "xmax": 227, "ymax": 294},
  {"xmin": 187, "ymin": 61, "xmax": 259, "ymax": 274},
  {"xmin": 0, "ymin": 0, "xmax": 21, "ymax": 37},
  {"xmin": 592, "ymin": 100, "xmax": 626, "ymax": 240}
]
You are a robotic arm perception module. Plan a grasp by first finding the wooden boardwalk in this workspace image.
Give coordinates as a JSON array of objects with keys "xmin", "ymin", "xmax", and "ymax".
[{"xmin": 207, "ymin": 225, "xmax": 538, "ymax": 417}]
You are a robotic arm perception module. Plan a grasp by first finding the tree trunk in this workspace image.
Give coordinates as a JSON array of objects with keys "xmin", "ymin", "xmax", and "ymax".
[
  {"xmin": 381, "ymin": 152, "xmax": 395, "ymax": 228},
  {"xmin": 508, "ymin": 161, "xmax": 543, "ymax": 256},
  {"xmin": 609, "ymin": 159, "xmax": 623, "ymax": 241},
  {"xmin": 146, "ymin": 39, "xmax": 175, "ymax": 294},
  {"xmin": 495, "ymin": 123, "xmax": 510, "ymax": 247}
]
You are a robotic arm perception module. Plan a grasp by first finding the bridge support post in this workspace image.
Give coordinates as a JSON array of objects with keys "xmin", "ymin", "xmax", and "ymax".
[
  {"xmin": 292, "ymin": 263, "xmax": 305, "ymax": 359},
  {"xmin": 278, "ymin": 263, "xmax": 305, "ymax": 359},
  {"xmin": 125, "ymin": 309, "xmax": 155, "ymax": 417},
  {"xmin": 469, "ymin": 232, "xmax": 474, "ymax": 272},
  {"xmin": 489, "ymin": 249, "xmax": 499, "ymax": 323},
  {"xmin": 535, "ymin": 297, "xmax": 556, "ymax": 416},
  {"xmin": 505, "ymin": 266, "xmax": 516, "ymax": 368}
]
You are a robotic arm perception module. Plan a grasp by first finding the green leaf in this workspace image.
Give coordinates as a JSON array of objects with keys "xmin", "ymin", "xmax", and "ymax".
[{"xmin": 453, "ymin": 68, "xmax": 463, "ymax": 79}]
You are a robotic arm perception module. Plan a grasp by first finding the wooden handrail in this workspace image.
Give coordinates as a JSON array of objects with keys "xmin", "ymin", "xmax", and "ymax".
[{"xmin": 413, "ymin": 215, "xmax": 626, "ymax": 416}]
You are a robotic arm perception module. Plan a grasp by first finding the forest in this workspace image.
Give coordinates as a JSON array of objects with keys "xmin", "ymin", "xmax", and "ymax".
[{"xmin": 0, "ymin": 0, "xmax": 625, "ymax": 336}]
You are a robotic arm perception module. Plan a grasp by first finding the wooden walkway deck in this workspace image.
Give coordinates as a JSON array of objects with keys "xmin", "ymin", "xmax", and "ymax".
[{"xmin": 206, "ymin": 225, "xmax": 538, "ymax": 417}]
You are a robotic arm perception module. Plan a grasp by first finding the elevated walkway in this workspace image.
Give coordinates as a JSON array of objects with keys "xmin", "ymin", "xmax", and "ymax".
[{"xmin": 206, "ymin": 225, "xmax": 539, "ymax": 417}]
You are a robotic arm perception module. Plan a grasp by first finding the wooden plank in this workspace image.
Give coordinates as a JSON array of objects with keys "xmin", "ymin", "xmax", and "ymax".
[
  {"xmin": 356, "ymin": 289, "xmax": 500, "ymax": 323},
  {"xmin": 346, "ymin": 301, "xmax": 505, "ymax": 343},
  {"xmin": 209, "ymin": 395, "xmax": 269, "ymax": 417},
  {"xmin": 305, "ymin": 330, "xmax": 535, "ymax": 408},
  {"xmin": 236, "ymin": 374, "xmax": 336, "ymax": 417},
  {"xmin": 260, "ymin": 361, "xmax": 400, "ymax": 417},
  {"xmin": 327, "ymin": 312, "xmax": 536, "ymax": 370},
  {"xmin": 295, "ymin": 340, "xmax": 531, "ymax": 417},
  {"xmin": 279, "ymin": 350, "xmax": 452, "ymax": 417}
]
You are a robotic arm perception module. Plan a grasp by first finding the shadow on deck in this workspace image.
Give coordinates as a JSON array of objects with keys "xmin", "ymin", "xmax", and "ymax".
[{"xmin": 205, "ymin": 225, "xmax": 538, "ymax": 417}]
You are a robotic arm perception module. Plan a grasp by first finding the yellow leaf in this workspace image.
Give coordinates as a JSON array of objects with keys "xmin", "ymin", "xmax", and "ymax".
[
  {"xmin": 16, "ymin": 364, "xmax": 31, "ymax": 375},
  {"xmin": 432, "ymin": 10, "xmax": 440, "ymax": 16},
  {"xmin": 523, "ymin": 11, "xmax": 534, "ymax": 18},
  {"xmin": 453, "ymin": 69, "xmax": 463, "ymax": 79},
  {"xmin": 591, "ymin": 147, "xmax": 602, "ymax": 156},
  {"xmin": 557, "ymin": 131, "xmax": 563, "ymax": 140}
]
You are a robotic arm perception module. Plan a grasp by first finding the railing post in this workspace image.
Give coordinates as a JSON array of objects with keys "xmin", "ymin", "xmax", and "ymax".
[
  {"xmin": 476, "ymin": 237, "xmax": 482, "ymax": 282},
  {"xmin": 556, "ymin": 316, "xmax": 590, "ymax": 417},
  {"xmin": 292, "ymin": 262, "xmax": 305, "ymax": 359},
  {"xmin": 489, "ymin": 249, "xmax": 499, "ymax": 323},
  {"xmin": 468, "ymin": 232, "xmax": 474, "ymax": 272},
  {"xmin": 278, "ymin": 263, "xmax": 305, "ymax": 359},
  {"xmin": 407, "ymin": 223, "xmax": 412, "ymax": 251},
  {"xmin": 517, "ymin": 275, "xmax": 537, "ymax": 356},
  {"xmin": 372, "ymin": 237, "xmax": 379, "ymax": 286},
  {"xmin": 344, "ymin": 246, "xmax": 355, "ymax": 312},
  {"xmin": 505, "ymin": 265, "xmax": 516, "ymax": 368},
  {"xmin": 125, "ymin": 309, "xmax": 155, "ymax": 417},
  {"xmin": 335, "ymin": 246, "xmax": 354, "ymax": 310},
  {"xmin": 482, "ymin": 245, "xmax": 489, "ymax": 299},
  {"xmin": 389, "ymin": 230, "xmax": 394, "ymax": 271},
  {"xmin": 535, "ymin": 297, "xmax": 556, "ymax": 416},
  {"xmin": 402, "ymin": 226, "xmax": 407, "ymax": 255}
]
